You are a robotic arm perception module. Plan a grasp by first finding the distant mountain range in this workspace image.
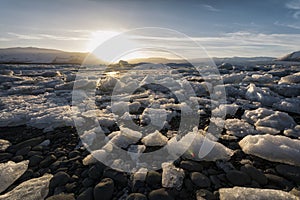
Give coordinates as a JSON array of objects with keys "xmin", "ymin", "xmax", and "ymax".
[
  {"xmin": 278, "ymin": 51, "xmax": 300, "ymax": 62},
  {"xmin": 0, "ymin": 47, "xmax": 103, "ymax": 64},
  {"xmin": 0, "ymin": 47, "xmax": 299, "ymax": 65}
]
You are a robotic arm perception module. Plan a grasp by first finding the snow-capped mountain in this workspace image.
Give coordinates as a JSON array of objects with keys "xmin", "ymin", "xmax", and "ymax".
[
  {"xmin": 0, "ymin": 47, "xmax": 103, "ymax": 64},
  {"xmin": 278, "ymin": 51, "xmax": 300, "ymax": 62}
]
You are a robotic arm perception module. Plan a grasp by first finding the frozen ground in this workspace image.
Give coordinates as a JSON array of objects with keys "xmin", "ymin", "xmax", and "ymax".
[{"xmin": 0, "ymin": 62, "xmax": 300, "ymax": 199}]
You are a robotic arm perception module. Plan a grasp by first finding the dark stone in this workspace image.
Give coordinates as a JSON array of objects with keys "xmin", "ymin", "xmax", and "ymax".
[
  {"xmin": 196, "ymin": 189, "xmax": 216, "ymax": 200},
  {"xmin": 88, "ymin": 164, "xmax": 104, "ymax": 180},
  {"xmin": 32, "ymin": 145, "xmax": 44, "ymax": 151},
  {"xmin": 226, "ymin": 170, "xmax": 251, "ymax": 186},
  {"xmin": 46, "ymin": 193, "xmax": 75, "ymax": 200},
  {"xmin": 126, "ymin": 193, "xmax": 147, "ymax": 200},
  {"xmin": 0, "ymin": 153, "xmax": 13, "ymax": 161},
  {"xmin": 146, "ymin": 171, "xmax": 162, "ymax": 187},
  {"xmin": 68, "ymin": 150, "xmax": 80, "ymax": 158},
  {"xmin": 190, "ymin": 172, "xmax": 211, "ymax": 188},
  {"xmin": 28, "ymin": 150, "xmax": 43, "ymax": 156},
  {"xmin": 40, "ymin": 155, "xmax": 57, "ymax": 168},
  {"xmin": 180, "ymin": 160, "xmax": 203, "ymax": 172},
  {"xmin": 103, "ymin": 168, "xmax": 128, "ymax": 187},
  {"xmin": 15, "ymin": 146, "xmax": 31, "ymax": 156},
  {"xmin": 265, "ymin": 174, "xmax": 294, "ymax": 191},
  {"xmin": 29, "ymin": 155, "xmax": 43, "ymax": 167},
  {"xmin": 184, "ymin": 179, "xmax": 194, "ymax": 191},
  {"xmin": 18, "ymin": 169, "xmax": 34, "ymax": 182},
  {"xmin": 65, "ymin": 182, "xmax": 77, "ymax": 193},
  {"xmin": 11, "ymin": 155, "xmax": 23, "ymax": 162},
  {"xmin": 8, "ymin": 136, "xmax": 44, "ymax": 153},
  {"xmin": 209, "ymin": 175, "xmax": 222, "ymax": 189},
  {"xmin": 148, "ymin": 188, "xmax": 174, "ymax": 200},
  {"xmin": 77, "ymin": 187, "xmax": 94, "ymax": 200},
  {"xmin": 94, "ymin": 178, "xmax": 114, "ymax": 200},
  {"xmin": 276, "ymin": 164, "xmax": 300, "ymax": 185},
  {"xmin": 241, "ymin": 164, "xmax": 268, "ymax": 185},
  {"xmin": 82, "ymin": 178, "xmax": 95, "ymax": 188},
  {"xmin": 50, "ymin": 171, "xmax": 70, "ymax": 188}
]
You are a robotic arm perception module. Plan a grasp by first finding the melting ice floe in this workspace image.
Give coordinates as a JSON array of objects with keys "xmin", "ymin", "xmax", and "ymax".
[
  {"xmin": 219, "ymin": 187, "xmax": 299, "ymax": 200},
  {"xmin": 0, "ymin": 160, "xmax": 29, "ymax": 193},
  {"xmin": 239, "ymin": 134, "xmax": 300, "ymax": 167}
]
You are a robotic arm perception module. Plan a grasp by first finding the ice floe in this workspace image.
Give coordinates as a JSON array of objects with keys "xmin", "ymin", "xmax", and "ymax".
[
  {"xmin": 239, "ymin": 134, "xmax": 300, "ymax": 166},
  {"xmin": 141, "ymin": 130, "xmax": 168, "ymax": 146},
  {"xmin": 162, "ymin": 162, "xmax": 185, "ymax": 190},
  {"xmin": 219, "ymin": 187, "xmax": 299, "ymax": 200},
  {"xmin": 0, "ymin": 174, "xmax": 53, "ymax": 200},
  {"xmin": 0, "ymin": 160, "xmax": 29, "ymax": 193}
]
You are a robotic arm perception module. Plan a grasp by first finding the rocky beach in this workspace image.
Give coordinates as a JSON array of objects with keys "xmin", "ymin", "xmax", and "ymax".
[{"xmin": 0, "ymin": 59, "xmax": 299, "ymax": 200}]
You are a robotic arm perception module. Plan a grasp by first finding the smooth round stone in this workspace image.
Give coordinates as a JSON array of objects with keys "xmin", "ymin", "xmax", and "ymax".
[
  {"xmin": 148, "ymin": 188, "xmax": 174, "ymax": 200},
  {"xmin": 11, "ymin": 155, "xmax": 24, "ymax": 162},
  {"xmin": 16, "ymin": 146, "xmax": 31, "ymax": 156},
  {"xmin": 50, "ymin": 171, "xmax": 70, "ymax": 188},
  {"xmin": 226, "ymin": 170, "xmax": 251, "ymax": 186},
  {"xmin": 180, "ymin": 160, "xmax": 203, "ymax": 172},
  {"xmin": 94, "ymin": 178, "xmax": 114, "ymax": 200},
  {"xmin": 190, "ymin": 172, "xmax": 211, "ymax": 188},
  {"xmin": 77, "ymin": 187, "xmax": 94, "ymax": 200},
  {"xmin": 265, "ymin": 174, "xmax": 294, "ymax": 191},
  {"xmin": 39, "ymin": 154, "xmax": 57, "ymax": 168},
  {"xmin": 126, "ymin": 193, "xmax": 147, "ymax": 200},
  {"xmin": 29, "ymin": 155, "xmax": 44, "ymax": 167},
  {"xmin": 241, "ymin": 164, "xmax": 268, "ymax": 185},
  {"xmin": 82, "ymin": 178, "xmax": 95, "ymax": 188},
  {"xmin": 276, "ymin": 164, "xmax": 300, "ymax": 185},
  {"xmin": 88, "ymin": 164, "xmax": 104, "ymax": 180},
  {"xmin": 146, "ymin": 171, "xmax": 162, "ymax": 186}
]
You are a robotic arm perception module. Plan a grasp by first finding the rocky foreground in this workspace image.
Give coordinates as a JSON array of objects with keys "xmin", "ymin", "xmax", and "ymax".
[{"xmin": 0, "ymin": 62, "xmax": 300, "ymax": 200}]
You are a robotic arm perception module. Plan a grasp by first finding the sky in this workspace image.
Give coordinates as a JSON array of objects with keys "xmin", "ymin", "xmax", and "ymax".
[{"xmin": 0, "ymin": 0, "xmax": 300, "ymax": 59}]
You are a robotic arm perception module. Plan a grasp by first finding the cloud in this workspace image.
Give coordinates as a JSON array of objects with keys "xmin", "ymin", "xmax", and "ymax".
[
  {"xmin": 274, "ymin": 21, "xmax": 300, "ymax": 30},
  {"xmin": 130, "ymin": 31, "xmax": 300, "ymax": 57},
  {"xmin": 286, "ymin": 0, "xmax": 300, "ymax": 19},
  {"xmin": 7, "ymin": 32, "xmax": 89, "ymax": 41},
  {"xmin": 202, "ymin": 4, "xmax": 220, "ymax": 12}
]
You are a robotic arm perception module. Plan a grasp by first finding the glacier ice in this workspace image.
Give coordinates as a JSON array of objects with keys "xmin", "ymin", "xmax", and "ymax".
[
  {"xmin": 0, "ymin": 174, "xmax": 53, "ymax": 200},
  {"xmin": 141, "ymin": 130, "xmax": 168, "ymax": 146},
  {"xmin": 0, "ymin": 160, "xmax": 29, "ymax": 193},
  {"xmin": 219, "ymin": 187, "xmax": 299, "ymax": 200},
  {"xmin": 162, "ymin": 162, "xmax": 185, "ymax": 190},
  {"xmin": 239, "ymin": 134, "xmax": 300, "ymax": 166}
]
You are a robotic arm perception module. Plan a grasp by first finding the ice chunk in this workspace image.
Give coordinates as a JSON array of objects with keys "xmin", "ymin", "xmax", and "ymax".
[
  {"xmin": 225, "ymin": 119, "xmax": 258, "ymax": 137},
  {"xmin": 167, "ymin": 129, "xmax": 233, "ymax": 161},
  {"xmin": 82, "ymin": 149, "xmax": 107, "ymax": 165},
  {"xmin": 0, "ymin": 174, "xmax": 53, "ymax": 200},
  {"xmin": 141, "ymin": 130, "xmax": 168, "ymax": 146},
  {"xmin": 279, "ymin": 72, "xmax": 300, "ymax": 84},
  {"xmin": 284, "ymin": 125, "xmax": 300, "ymax": 138},
  {"xmin": 212, "ymin": 104, "xmax": 239, "ymax": 117},
  {"xmin": 243, "ymin": 108, "xmax": 296, "ymax": 131},
  {"xmin": 239, "ymin": 134, "xmax": 300, "ymax": 166},
  {"xmin": 273, "ymin": 98, "xmax": 300, "ymax": 115},
  {"xmin": 0, "ymin": 160, "xmax": 29, "ymax": 193},
  {"xmin": 245, "ymin": 83, "xmax": 280, "ymax": 106},
  {"xmin": 98, "ymin": 76, "xmax": 118, "ymax": 91},
  {"xmin": 219, "ymin": 187, "xmax": 299, "ymax": 200},
  {"xmin": 140, "ymin": 108, "xmax": 171, "ymax": 127},
  {"xmin": 162, "ymin": 162, "xmax": 185, "ymax": 190},
  {"xmin": 109, "ymin": 127, "xmax": 142, "ymax": 148},
  {"xmin": 0, "ymin": 139, "xmax": 11, "ymax": 152}
]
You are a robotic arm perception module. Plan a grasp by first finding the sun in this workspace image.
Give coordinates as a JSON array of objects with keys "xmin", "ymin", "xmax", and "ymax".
[
  {"xmin": 86, "ymin": 30, "xmax": 120, "ymax": 53},
  {"xmin": 86, "ymin": 30, "xmax": 146, "ymax": 63}
]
